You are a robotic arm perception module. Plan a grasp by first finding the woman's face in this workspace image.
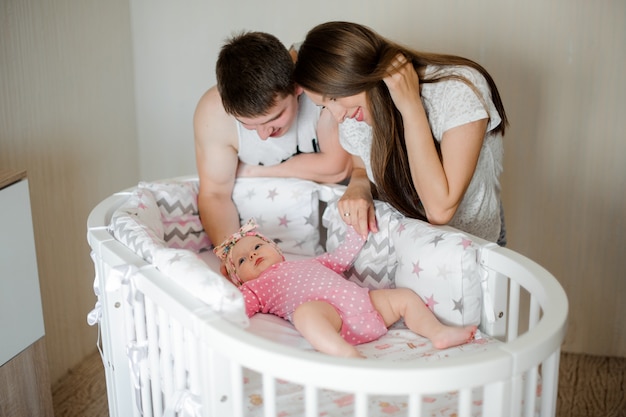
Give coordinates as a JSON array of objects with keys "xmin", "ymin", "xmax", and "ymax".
[{"xmin": 303, "ymin": 90, "xmax": 372, "ymax": 125}]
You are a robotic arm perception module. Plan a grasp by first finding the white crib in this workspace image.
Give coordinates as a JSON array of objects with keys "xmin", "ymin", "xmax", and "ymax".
[{"xmin": 87, "ymin": 176, "xmax": 568, "ymax": 417}]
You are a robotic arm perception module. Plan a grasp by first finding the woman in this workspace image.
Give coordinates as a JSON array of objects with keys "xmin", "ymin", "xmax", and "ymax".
[{"xmin": 293, "ymin": 21, "xmax": 508, "ymax": 244}]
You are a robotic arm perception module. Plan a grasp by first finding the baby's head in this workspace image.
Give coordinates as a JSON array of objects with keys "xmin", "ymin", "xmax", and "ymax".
[{"xmin": 214, "ymin": 219, "xmax": 284, "ymax": 285}]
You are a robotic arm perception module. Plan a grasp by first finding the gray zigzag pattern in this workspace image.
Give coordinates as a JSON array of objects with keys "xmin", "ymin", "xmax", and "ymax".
[
  {"xmin": 361, "ymin": 235, "xmax": 393, "ymax": 256},
  {"xmin": 111, "ymin": 217, "xmax": 163, "ymax": 262},
  {"xmin": 163, "ymin": 229, "xmax": 206, "ymax": 242},
  {"xmin": 155, "ymin": 198, "xmax": 197, "ymax": 217},
  {"xmin": 329, "ymin": 223, "xmax": 392, "ymax": 249},
  {"xmin": 166, "ymin": 237, "xmax": 210, "ymax": 251},
  {"xmin": 347, "ymin": 263, "xmax": 398, "ymax": 286},
  {"xmin": 325, "ymin": 224, "xmax": 397, "ymax": 285}
]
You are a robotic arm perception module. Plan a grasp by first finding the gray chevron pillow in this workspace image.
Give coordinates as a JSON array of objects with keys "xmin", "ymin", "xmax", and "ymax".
[
  {"xmin": 109, "ymin": 186, "xmax": 166, "ymax": 263},
  {"xmin": 322, "ymin": 200, "xmax": 401, "ymax": 289},
  {"xmin": 139, "ymin": 180, "xmax": 211, "ymax": 252}
]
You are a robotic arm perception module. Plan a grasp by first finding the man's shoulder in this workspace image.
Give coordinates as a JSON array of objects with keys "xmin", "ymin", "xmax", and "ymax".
[
  {"xmin": 194, "ymin": 85, "xmax": 237, "ymax": 145},
  {"xmin": 196, "ymin": 85, "xmax": 228, "ymax": 118}
]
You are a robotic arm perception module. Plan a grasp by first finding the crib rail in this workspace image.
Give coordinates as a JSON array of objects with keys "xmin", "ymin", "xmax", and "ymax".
[{"xmin": 87, "ymin": 183, "xmax": 568, "ymax": 417}]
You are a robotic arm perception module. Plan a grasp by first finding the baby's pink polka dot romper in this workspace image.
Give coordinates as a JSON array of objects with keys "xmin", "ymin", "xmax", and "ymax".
[{"xmin": 239, "ymin": 227, "xmax": 388, "ymax": 345}]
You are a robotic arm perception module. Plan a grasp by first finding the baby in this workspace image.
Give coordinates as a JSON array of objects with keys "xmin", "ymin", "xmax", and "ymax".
[{"xmin": 214, "ymin": 219, "xmax": 476, "ymax": 358}]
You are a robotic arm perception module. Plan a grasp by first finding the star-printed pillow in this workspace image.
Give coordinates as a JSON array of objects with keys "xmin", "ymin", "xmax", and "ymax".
[
  {"xmin": 232, "ymin": 177, "xmax": 323, "ymax": 256},
  {"xmin": 391, "ymin": 218, "xmax": 483, "ymax": 326}
]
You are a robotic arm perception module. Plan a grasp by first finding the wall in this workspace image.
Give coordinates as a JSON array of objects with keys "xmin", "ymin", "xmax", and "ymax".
[
  {"xmin": 0, "ymin": 0, "xmax": 624, "ymax": 386},
  {"xmin": 0, "ymin": 0, "xmax": 138, "ymax": 383}
]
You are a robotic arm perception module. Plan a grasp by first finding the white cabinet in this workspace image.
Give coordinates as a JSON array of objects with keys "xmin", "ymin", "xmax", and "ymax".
[
  {"xmin": 0, "ymin": 169, "xmax": 53, "ymax": 416},
  {"xmin": 0, "ymin": 170, "xmax": 45, "ymax": 366}
]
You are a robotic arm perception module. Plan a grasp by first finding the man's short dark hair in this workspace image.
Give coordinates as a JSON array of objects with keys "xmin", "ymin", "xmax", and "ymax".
[{"xmin": 216, "ymin": 31, "xmax": 295, "ymax": 117}]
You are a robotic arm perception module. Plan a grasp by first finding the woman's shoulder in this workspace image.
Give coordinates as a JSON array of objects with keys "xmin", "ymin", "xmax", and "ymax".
[
  {"xmin": 424, "ymin": 64, "xmax": 488, "ymax": 88},
  {"xmin": 422, "ymin": 64, "xmax": 500, "ymax": 137}
]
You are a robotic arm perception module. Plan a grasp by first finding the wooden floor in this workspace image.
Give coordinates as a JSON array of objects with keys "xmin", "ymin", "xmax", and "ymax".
[
  {"xmin": 52, "ymin": 349, "xmax": 626, "ymax": 417},
  {"xmin": 52, "ymin": 350, "xmax": 109, "ymax": 417}
]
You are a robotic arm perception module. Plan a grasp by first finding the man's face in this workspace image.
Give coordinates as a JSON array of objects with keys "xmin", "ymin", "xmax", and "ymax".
[{"xmin": 236, "ymin": 89, "xmax": 302, "ymax": 140}]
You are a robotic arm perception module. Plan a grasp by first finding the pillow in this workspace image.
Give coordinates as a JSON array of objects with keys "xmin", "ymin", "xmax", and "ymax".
[
  {"xmin": 323, "ymin": 199, "xmax": 400, "ymax": 289},
  {"xmin": 152, "ymin": 247, "xmax": 249, "ymax": 327},
  {"xmin": 391, "ymin": 218, "xmax": 483, "ymax": 326},
  {"xmin": 232, "ymin": 177, "xmax": 323, "ymax": 256},
  {"xmin": 138, "ymin": 180, "xmax": 211, "ymax": 252},
  {"xmin": 109, "ymin": 181, "xmax": 249, "ymax": 327},
  {"xmin": 110, "ymin": 187, "xmax": 165, "ymax": 263}
]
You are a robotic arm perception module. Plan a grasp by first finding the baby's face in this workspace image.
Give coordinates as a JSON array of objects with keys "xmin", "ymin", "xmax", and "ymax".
[{"xmin": 230, "ymin": 236, "xmax": 284, "ymax": 283}]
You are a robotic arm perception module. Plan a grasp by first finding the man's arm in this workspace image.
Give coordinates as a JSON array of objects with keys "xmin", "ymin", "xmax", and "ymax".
[
  {"xmin": 194, "ymin": 86, "xmax": 242, "ymax": 246},
  {"xmin": 237, "ymin": 109, "xmax": 352, "ymax": 183}
]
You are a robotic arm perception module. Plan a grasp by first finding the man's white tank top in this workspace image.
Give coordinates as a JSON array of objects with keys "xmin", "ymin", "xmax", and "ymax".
[{"xmin": 236, "ymin": 94, "xmax": 321, "ymax": 166}]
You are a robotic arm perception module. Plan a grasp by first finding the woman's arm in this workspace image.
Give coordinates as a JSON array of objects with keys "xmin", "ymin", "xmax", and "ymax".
[{"xmin": 384, "ymin": 56, "xmax": 487, "ymax": 224}]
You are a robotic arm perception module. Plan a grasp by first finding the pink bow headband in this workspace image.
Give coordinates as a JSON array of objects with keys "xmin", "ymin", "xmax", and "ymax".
[{"xmin": 213, "ymin": 218, "xmax": 283, "ymax": 285}]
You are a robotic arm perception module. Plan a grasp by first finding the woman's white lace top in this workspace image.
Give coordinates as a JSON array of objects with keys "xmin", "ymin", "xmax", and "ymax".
[{"xmin": 339, "ymin": 65, "xmax": 504, "ymax": 242}]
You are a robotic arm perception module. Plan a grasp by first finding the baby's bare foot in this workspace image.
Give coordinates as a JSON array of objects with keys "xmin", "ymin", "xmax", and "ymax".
[{"xmin": 431, "ymin": 325, "xmax": 477, "ymax": 350}]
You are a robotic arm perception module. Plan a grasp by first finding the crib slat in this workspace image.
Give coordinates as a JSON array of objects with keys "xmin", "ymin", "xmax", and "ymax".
[
  {"xmin": 458, "ymin": 387, "xmax": 471, "ymax": 417},
  {"xmin": 508, "ymin": 375, "xmax": 523, "ymax": 417},
  {"xmin": 523, "ymin": 366, "xmax": 539, "ymax": 417},
  {"xmin": 305, "ymin": 384, "xmax": 318, "ymax": 417},
  {"xmin": 354, "ymin": 392, "xmax": 367, "ymax": 417},
  {"xmin": 186, "ymin": 327, "xmax": 201, "ymax": 393},
  {"xmin": 262, "ymin": 374, "xmax": 276, "ymax": 417},
  {"xmin": 230, "ymin": 364, "xmax": 244, "ymax": 417},
  {"xmin": 158, "ymin": 308, "xmax": 174, "ymax": 405},
  {"xmin": 171, "ymin": 321, "xmax": 186, "ymax": 391},
  {"xmin": 122, "ymin": 277, "xmax": 136, "ymax": 349},
  {"xmin": 206, "ymin": 349, "xmax": 235, "ymax": 417},
  {"xmin": 145, "ymin": 298, "xmax": 163, "ymax": 417},
  {"xmin": 482, "ymin": 380, "xmax": 508, "ymax": 417},
  {"xmin": 507, "ymin": 281, "xmax": 521, "ymax": 342},
  {"xmin": 133, "ymin": 292, "xmax": 153, "ymax": 417},
  {"xmin": 540, "ymin": 349, "xmax": 561, "ymax": 417},
  {"xmin": 529, "ymin": 294, "xmax": 541, "ymax": 330},
  {"xmin": 407, "ymin": 393, "xmax": 422, "ymax": 417}
]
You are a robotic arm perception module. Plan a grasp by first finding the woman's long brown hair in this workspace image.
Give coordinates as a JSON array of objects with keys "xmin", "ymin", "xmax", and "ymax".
[{"xmin": 294, "ymin": 21, "xmax": 508, "ymax": 220}]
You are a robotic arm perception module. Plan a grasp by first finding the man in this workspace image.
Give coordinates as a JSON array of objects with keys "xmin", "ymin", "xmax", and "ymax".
[{"xmin": 194, "ymin": 31, "xmax": 351, "ymax": 246}]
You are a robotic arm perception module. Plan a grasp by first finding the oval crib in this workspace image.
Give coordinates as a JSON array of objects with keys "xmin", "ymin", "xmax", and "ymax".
[{"xmin": 87, "ymin": 176, "xmax": 568, "ymax": 417}]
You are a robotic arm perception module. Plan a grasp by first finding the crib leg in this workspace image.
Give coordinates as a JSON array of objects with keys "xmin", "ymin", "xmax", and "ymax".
[
  {"xmin": 540, "ymin": 349, "xmax": 561, "ymax": 417},
  {"xmin": 99, "ymin": 263, "xmax": 140, "ymax": 417}
]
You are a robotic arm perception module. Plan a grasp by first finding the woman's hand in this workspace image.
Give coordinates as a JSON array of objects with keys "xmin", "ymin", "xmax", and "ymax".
[
  {"xmin": 383, "ymin": 54, "xmax": 422, "ymax": 115},
  {"xmin": 338, "ymin": 164, "xmax": 378, "ymax": 238}
]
